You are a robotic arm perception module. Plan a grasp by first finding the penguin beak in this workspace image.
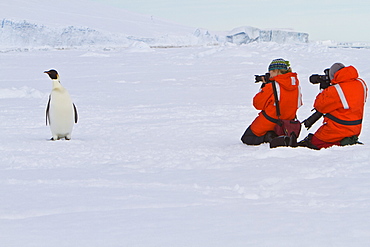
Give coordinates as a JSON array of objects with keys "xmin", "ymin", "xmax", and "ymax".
[{"xmin": 44, "ymin": 71, "xmax": 49, "ymax": 74}]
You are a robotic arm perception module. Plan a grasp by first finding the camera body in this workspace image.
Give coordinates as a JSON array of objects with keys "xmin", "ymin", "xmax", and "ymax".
[
  {"xmin": 309, "ymin": 68, "xmax": 331, "ymax": 89},
  {"xmin": 254, "ymin": 72, "xmax": 271, "ymax": 83}
]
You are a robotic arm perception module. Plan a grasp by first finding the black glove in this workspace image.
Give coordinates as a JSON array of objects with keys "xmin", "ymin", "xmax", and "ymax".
[{"xmin": 320, "ymin": 81, "xmax": 331, "ymax": 90}]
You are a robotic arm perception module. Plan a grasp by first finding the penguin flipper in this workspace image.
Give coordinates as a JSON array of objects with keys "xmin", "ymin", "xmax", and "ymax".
[
  {"xmin": 46, "ymin": 95, "xmax": 51, "ymax": 126},
  {"xmin": 73, "ymin": 103, "xmax": 78, "ymax": 123}
]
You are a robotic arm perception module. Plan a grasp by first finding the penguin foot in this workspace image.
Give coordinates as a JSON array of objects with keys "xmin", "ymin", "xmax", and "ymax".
[
  {"xmin": 50, "ymin": 136, "xmax": 62, "ymax": 141},
  {"xmin": 49, "ymin": 135, "xmax": 71, "ymax": 141}
]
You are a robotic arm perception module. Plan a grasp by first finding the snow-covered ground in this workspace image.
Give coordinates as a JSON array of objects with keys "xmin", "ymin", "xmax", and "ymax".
[{"xmin": 1, "ymin": 43, "xmax": 370, "ymax": 247}]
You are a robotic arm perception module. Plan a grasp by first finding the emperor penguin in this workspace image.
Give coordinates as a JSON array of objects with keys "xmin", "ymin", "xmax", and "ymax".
[{"xmin": 44, "ymin": 69, "xmax": 78, "ymax": 140}]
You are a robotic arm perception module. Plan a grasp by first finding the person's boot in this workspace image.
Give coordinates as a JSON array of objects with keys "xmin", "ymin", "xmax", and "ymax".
[
  {"xmin": 288, "ymin": 132, "xmax": 298, "ymax": 147},
  {"xmin": 264, "ymin": 131, "xmax": 278, "ymax": 143},
  {"xmin": 270, "ymin": 136, "xmax": 290, "ymax": 148},
  {"xmin": 297, "ymin": 134, "xmax": 320, "ymax": 150}
]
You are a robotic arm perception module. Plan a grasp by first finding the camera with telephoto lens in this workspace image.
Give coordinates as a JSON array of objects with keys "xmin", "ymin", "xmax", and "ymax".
[
  {"xmin": 254, "ymin": 73, "xmax": 271, "ymax": 83},
  {"xmin": 309, "ymin": 68, "xmax": 331, "ymax": 89},
  {"xmin": 302, "ymin": 110, "xmax": 323, "ymax": 130}
]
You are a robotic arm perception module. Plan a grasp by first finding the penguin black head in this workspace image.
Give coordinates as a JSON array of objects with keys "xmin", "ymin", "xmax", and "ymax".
[{"xmin": 44, "ymin": 69, "xmax": 59, "ymax": 80}]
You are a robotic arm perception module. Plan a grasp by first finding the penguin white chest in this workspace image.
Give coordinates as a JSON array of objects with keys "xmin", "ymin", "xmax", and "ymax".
[{"xmin": 49, "ymin": 88, "xmax": 75, "ymax": 139}]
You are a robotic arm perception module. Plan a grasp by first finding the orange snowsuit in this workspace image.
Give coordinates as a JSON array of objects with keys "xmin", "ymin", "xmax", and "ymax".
[
  {"xmin": 250, "ymin": 72, "xmax": 302, "ymax": 136},
  {"xmin": 313, "ymin": 66, "xmax": 367, "ymax": 143}
]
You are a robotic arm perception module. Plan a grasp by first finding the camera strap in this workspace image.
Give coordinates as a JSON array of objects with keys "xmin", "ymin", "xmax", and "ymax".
[
  {"xmin": 270, "ymin": 80, "xmax": 302, "ymax": 139},
  {"xmin": 271, "ymin": 80, "xmax": 281, "ymax": 120}
]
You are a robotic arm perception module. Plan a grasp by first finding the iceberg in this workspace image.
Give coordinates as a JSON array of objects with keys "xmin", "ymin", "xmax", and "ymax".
[
  {"xmin": 226, "ymin": 26, "xmax": 260, "ymax": 44},
  {"xmin": 226, "ymin": 26, "xmax": 309, "ymax": 45},
  {"xmin": 0, "ymin": 19, "xmax": 129, "ymax": 49},
  {"xmin": 259, "ymin": 29, "xmax": 309, "ymax": 43}
]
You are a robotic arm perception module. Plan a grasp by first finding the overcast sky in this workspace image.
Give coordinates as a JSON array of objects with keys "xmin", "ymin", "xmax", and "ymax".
[{"xmin": 94, "ymin": 0, "xmax": 370, "ymax": 42}]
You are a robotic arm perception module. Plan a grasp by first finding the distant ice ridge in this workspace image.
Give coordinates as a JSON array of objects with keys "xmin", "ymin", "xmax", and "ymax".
[
  {"xmin": 317, "ymin": 40, "xmax": 370, "ymax": 49},
  {"xmin": 226, "ymin": 26, "xmax": 309, "ymax": 44},
  {"xmin": 0, "ymin": 19, "xmax": 221, "ymax": 50},
  {"xmin": 0, "ymin": 19, "xmax": 129, "ymax": 49},
  {"xmin": 0, "ymin": 19, "xmax": 309, "ymax": 51}
]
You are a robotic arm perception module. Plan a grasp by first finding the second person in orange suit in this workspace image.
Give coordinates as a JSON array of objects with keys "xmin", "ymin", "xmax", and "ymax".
[{"xmin": 299, "ymin": 63, "xmax": 368, "ymax": 149}]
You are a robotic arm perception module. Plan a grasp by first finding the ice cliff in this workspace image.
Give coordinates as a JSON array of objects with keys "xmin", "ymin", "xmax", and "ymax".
[{"xmin": 226, "ymin": 26, "xmax": 309, "ymax": 45}]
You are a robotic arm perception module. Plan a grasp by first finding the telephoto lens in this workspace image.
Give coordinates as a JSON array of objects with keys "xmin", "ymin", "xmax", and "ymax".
[
  {"xmin": 309, "ymin": 74, "xmax": 321, "ymax": 84},
  {"xmin": 303, "ymin": 111, "xmax": 323, "ymax": 130}
]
